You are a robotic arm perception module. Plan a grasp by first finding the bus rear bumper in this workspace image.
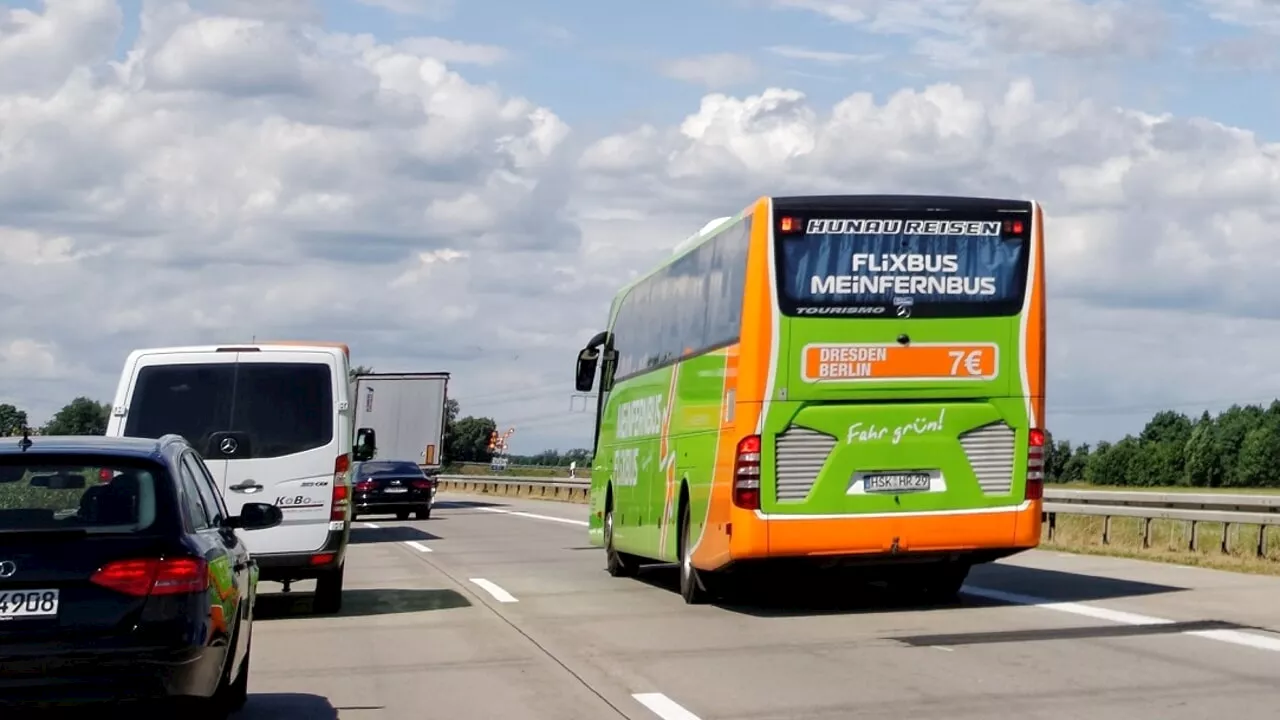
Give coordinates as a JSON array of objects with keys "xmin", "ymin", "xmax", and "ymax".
[{"xmin": 729, "ymin": 500, "xmax": 1042, "ymax": 567}]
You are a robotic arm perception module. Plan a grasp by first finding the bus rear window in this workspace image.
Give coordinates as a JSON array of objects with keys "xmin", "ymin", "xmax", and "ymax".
[{"xmin": 776, "ymin": 214, "xmax": 1029, "ymax": 318}]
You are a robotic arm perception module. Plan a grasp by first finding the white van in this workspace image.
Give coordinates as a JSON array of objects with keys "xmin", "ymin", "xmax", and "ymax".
[{"xmin": 105, "ymin": 342, "xmax": 377, "ymax": 613}]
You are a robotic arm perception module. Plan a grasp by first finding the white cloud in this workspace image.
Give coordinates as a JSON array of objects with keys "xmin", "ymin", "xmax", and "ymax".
[
  {"xmin": 396, "ymin": 37, "xmax": 508, "ymax": 65},
  {"xmin": 766, "ymin": 45, "xmax": 882, "ymax": 64},
  {"xmin": 0, "ymin": 1, "xmax": 581, "ymax": 442},
  {"xmin": 771, "ymin": 0, "xmax": 1167, "ymax": 64},
  {"xmin": 355, "ymin": 0, "xmax": 453, "ymax": 19},
  {"xmin": 1200, "ymin": 0, "xmax": 1280, "ymax": 32},
  {"xmin": 660, "ymin": 53, "xmax": 759, "ymax": 89},
  {"xmin": 0, "ymin": 0, "xmax": 123, "ymax": 94}
]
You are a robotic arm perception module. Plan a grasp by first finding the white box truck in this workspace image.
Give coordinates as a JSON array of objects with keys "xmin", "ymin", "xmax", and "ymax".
[{"xmin": 351, "ymin": 372, "xmax": 450, "ymax": 470}]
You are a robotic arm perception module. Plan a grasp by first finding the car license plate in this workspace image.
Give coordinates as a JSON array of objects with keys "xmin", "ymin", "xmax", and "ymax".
[
  {"xmin": 0, "ymin": 589, "xmax": 59, "ymax": 620},
  {"xmin": 384, "ymin": 487, "xmax": 407, "ymax": 494},
  {"xmin": 863, "ymin": 473, "xmax": 931, "ymax": 493}
]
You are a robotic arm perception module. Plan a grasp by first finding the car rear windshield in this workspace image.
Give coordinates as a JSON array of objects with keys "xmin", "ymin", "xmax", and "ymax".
[
  {"xmin": 360, "ymin": 461, "xmax": 422, "ymax": 476},
  {"xmin": 0, "ymin": 457, "xmax": 164, "ymax": 533},
  {"xmin": 124, "ymin": 362, "xmax": 334, "ymax": 459}
]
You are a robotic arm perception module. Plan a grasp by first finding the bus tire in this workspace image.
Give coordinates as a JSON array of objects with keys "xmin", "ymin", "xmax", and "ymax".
[
  {"xmin": 898, "ymin": 561, "xmax": 969, "ymax": 603},
  {"xmin": 678, "ymin": 500, "xmax": 710, "ymax": 604},
  {"xmin": 604, "ymin": 493, "xmax": 635, "ymax": 577},
  {"xmin": 925, "ymin": 561, "xmax": 970, "ymax": 602}
]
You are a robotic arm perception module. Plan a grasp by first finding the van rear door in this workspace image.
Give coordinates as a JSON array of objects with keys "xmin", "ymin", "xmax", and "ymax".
[
  {"xmin": 215, "ymin": 350, "xmax": 339, "ymax": 555},
  {"xmin": 119, "ymin": 351, "xmax": 238, "ymax": 491},
  {"xmin": 120, "ymin": 349, "xmax": 341, "ymax": 555}
]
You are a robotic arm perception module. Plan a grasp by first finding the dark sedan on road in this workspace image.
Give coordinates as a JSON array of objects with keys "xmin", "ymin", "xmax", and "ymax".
[
  {"xmin": 0, "ymin": 432, "xmax": 282, "ymax": 714},
  {"xmin": 351, "ymin": 460, "xmax": 436, "ymax": 521}
]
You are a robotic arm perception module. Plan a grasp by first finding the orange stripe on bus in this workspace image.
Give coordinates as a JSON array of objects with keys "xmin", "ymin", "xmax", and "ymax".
[
  {"xmin": 693, "ymin": 197, "xmax": 771, "ymax": 569},
  {"xmin": 1027, "ymin": 203, "xmax": 1046, "ymax": 427}
]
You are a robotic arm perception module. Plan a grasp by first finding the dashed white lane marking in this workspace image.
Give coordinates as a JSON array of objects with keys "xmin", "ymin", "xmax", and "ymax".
[
  {"xmin": 632, "ymin": 692, "xmax": 701, "ymax": 720},
  {"xmin": 404, "ymin": 540, "xmax": 432, "ymax": 553},
  {"xmin": 963, "ymin": 586, "xmax": 1280, "ymax": 653},
  {"xmin": 469, "ymin": 578, "xmax": 518, "ymax": 603},
  {"xmin": 477, "ymin": 506, "xmax": 589, "ymax": 526}
]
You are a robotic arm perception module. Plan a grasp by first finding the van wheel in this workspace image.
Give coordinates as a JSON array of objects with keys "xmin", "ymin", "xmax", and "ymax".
[{"xmin": 313, "ymin": 564, "xmax": 344, "ymax": 614}]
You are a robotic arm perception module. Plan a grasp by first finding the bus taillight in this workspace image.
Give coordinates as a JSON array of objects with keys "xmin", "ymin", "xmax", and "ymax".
[
  {"xmin": 1025, "ymin": 428, "xmax": 1045, "ymax": 500},
  {"xmin": 733, "ymin": 435, "xmax": 762, "ymax": 510}
]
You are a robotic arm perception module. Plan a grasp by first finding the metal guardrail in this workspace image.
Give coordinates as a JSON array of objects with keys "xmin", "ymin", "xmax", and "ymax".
[
  {"xmin": 436, "ymin": 475, "xmax": 590, "ymax": 504},
  {"xmin": 436, "ymin": 475, "xmax": 1279, "ymax": 556},
  {"xmin": 1044, "ymin": 489, "xmax": 1280, "ymax": 556}
]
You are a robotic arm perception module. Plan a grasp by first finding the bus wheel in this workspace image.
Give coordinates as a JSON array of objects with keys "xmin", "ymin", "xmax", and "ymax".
[
  {"xmin": 678, "ymin": 502, "xmax": 710, "ymax": 604},
  {"xmin": 604, "ymin": 503, "xmax": 635, "ymax": 577},
  {"xmin": 899, "ymin": 561, "xmax": 969, "ymax": 603},
  {"xmin": 926, "ymin": 561, "xmax": 971, "ymax": 602}
]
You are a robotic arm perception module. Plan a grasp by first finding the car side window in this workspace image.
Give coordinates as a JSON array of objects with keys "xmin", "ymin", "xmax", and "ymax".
[
  {"xmin": 183, "ymin": 452, "xmax": 226, "ymax": 526},
  {"xmin": 177, "ymin": 458, "xmax": 211, "ymax": 531}
]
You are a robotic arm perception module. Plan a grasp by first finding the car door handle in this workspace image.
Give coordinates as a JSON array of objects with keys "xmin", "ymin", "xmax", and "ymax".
[{"xmin": 229, "ymin": 480, "xmax": 263, "ymax": 494}]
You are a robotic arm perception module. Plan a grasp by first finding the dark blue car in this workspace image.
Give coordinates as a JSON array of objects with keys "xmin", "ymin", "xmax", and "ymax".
[{"xmin": 0, "ymin": 432, "xmax": 282, "ymax": 714}]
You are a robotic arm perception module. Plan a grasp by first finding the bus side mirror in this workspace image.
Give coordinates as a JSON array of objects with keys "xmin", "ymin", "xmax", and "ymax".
[
  {"xmin": 575, "ymin": 348, "xmax": 599, "ymax": 392},
  {"xmin": 354, "ymin": 427, "xmax": 377, "ymax": 461}
]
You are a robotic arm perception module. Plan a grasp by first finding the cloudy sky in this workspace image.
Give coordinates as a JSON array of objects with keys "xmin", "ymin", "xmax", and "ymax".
[{"xmin": 1, "ymin": 0, "xmax": 1279, "ymax": 455}]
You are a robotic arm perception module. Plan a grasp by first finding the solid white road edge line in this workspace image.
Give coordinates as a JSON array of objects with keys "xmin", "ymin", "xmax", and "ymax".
[
  {"xmin": 632, "ymin": 693, "xmax": 702, "ymax": 720},
  {"xmin": 469, "ymin": 578, "xmax": 518, "ymax": 603},
  {"xmin": 477, "ymin": 506, "xmax": 589, "ymax": 526},
  {"xmin": 404, "ymin": 540, "xmax": 432, "ymax": 553},
  {"xmin": 471, "ymin": 501, "xmax": 1280, "ymax": 654},
  {"xmin": 962, "ymin": 586, "xmax": 1280, "ymax": 653}
]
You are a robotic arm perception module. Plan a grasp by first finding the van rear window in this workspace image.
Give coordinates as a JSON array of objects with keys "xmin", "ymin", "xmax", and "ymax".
[{"xmin": 124, "ymin": 363, "xmax": 334, "ymax": 459}]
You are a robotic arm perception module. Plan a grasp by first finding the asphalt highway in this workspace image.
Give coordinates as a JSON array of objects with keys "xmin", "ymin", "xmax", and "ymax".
[{"xmin": 239, "ymin": 493, "xmax": 1280, "ymax": 719}]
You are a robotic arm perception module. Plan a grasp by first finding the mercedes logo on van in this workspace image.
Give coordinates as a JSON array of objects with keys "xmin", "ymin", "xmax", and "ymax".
[
  {"xmin": 220, "ymin": 437, "xmax": 239, "ymax": 454},
  {"xmin": 0, "ymin": 561, "xmax": 16, "ymax": 578}
]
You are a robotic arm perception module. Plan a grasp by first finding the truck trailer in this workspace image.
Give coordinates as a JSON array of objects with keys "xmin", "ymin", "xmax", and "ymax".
[{"xmin": 351, "ymin": 372, "xmax": 450, "ymax": 470}]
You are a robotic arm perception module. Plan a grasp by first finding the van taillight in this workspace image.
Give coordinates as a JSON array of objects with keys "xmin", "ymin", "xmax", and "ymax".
[
  {"xmin": 91, "ymin": 558, "xmax": 208, "ymax": 596},
  {"xmin": 732, "ymin": 435, "xmax": 762, "ymax": 510},
  {"xmin": 332, "ymin": 454, "xmax": 350, "ymax": 522},
  {"xmin": 1025, "ymin": 428, "xmax": 1045, "ymax": 500}
]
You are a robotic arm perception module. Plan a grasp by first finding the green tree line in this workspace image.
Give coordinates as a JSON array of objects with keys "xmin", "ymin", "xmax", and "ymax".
[
  {"xmin": 1045, "ymin": 402, "xmax": 1280, "ymax": 488},
  {"xmin": 0, "ymin": 398, "xmax": 111, "ymax": 437}
]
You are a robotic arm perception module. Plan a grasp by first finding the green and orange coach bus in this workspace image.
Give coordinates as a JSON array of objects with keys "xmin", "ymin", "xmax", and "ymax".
[{"xmin": 573, "ymin": 194, "xmax": 1046, "ymax": 603}]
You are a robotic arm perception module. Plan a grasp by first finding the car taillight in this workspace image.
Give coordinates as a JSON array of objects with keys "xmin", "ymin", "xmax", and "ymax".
[
  {"xmin": 91, "ymin": 557, "xmax": 208, "ymax": 597},
  {"xmin": 411, "ymin": 479, "xmax": 433, "ymax": 490},
  {"xmin": 332, "ymin": 454, "xmax": 350, "ymax": 522},
  {"xmin": 1025, "ymin": 428, "xmax": 1045, "ymax": 500},
  {"xmin": 732, "ymin": 435, "xmax": 761, "ymax": 510},
  {"xmin": 354, "ymin": 479, "xmax": 376, "ymax": 492}
]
